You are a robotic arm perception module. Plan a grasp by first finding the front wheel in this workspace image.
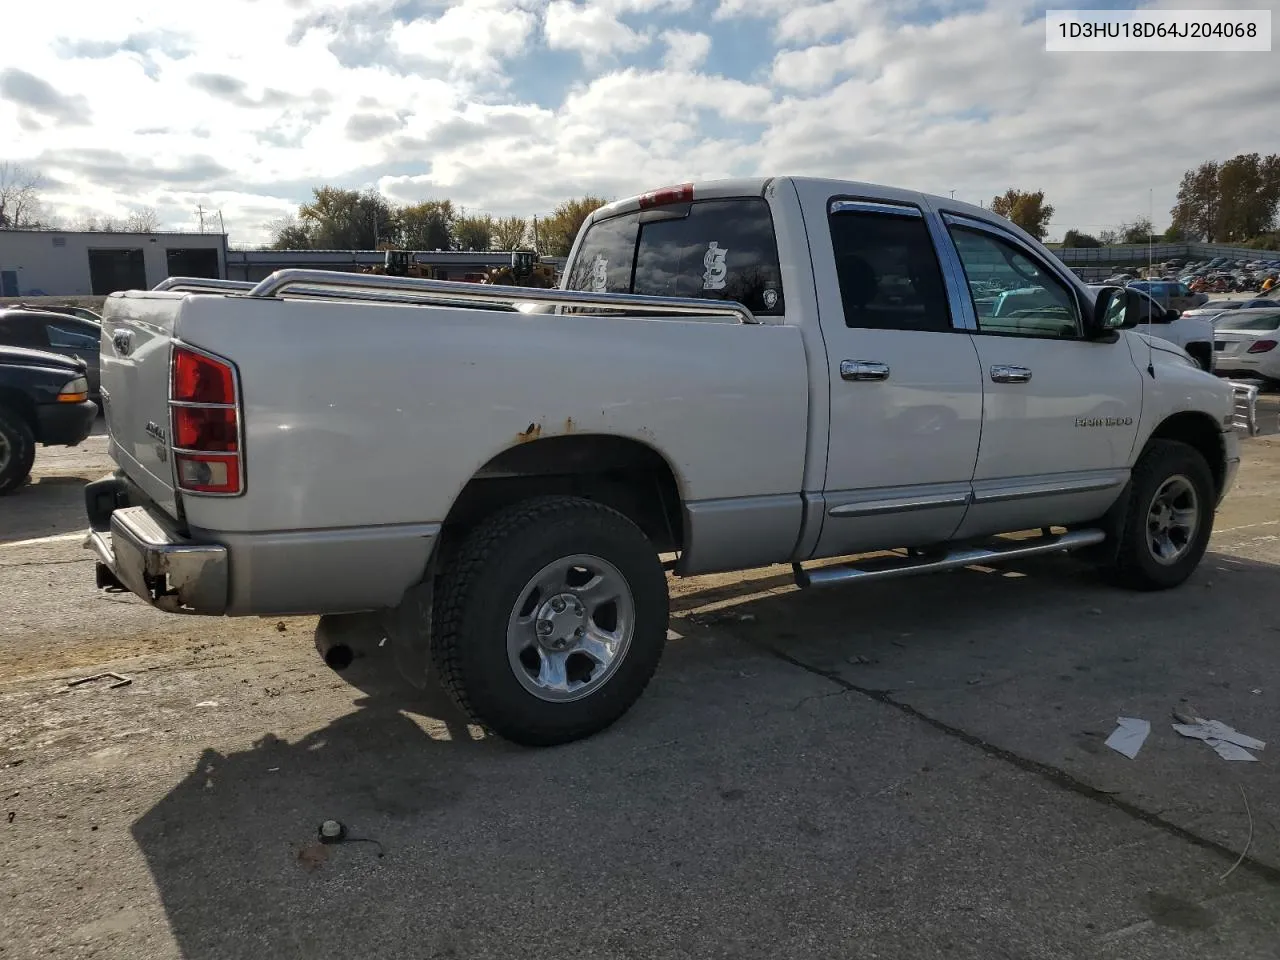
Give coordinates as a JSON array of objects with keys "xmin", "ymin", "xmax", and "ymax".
[
  {"xmin": 431, "ymin": 496, "xmax": 669, "ymax": 746},
  {"xmin": 0, "ymin": 406, "xmax": 36, "ymax": 495},
  {"xmin": 1101, "ymin": 439, "xmax": 1215, "ymax": 591}
]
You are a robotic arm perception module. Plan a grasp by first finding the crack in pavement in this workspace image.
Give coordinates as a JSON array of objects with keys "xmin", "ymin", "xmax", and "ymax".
[
  {"xmin": 0, "ymin": 558, "xmax": 94, "ymax": 568},
  {"xmin": 754, "ymin": 641, "xmax": 1280, "ymax": 887}
]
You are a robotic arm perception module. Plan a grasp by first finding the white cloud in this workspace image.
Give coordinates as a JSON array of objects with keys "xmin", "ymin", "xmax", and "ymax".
[
  {"xmin": 545, "ymin": 1, "xmax": 651, "ymax": 58},
  {"xmin": 392, "ymin": 0, "xmax": 539, "ymax": 80},
  {"xmin": 663, "ymin": 31, "xmax": 713, "ymax": 71},
  {"xmin": 1, "ymin": 0, "xmax": 1275, "ymax": 246}
]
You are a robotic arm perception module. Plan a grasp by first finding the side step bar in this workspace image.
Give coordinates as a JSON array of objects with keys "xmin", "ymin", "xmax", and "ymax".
[{"xmin": 792, "ymin": 528, "xmax": 1106, "ymax": 589}]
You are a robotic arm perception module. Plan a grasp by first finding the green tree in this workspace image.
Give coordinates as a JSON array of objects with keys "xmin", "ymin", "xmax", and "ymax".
[
  {"xmin": 1170, "ymin": 161, "xmax": 1220, "ymax": 241},
  {"xmin": 492, "ymin": 215, "xmax": 528, "ymax": 250},
  {"xmin": 535, "ymin": 196, "xmax": 608, "ymax": 256},
  {"xmin": 454, "ymin": 212, "xmax": 494, "ymax": 250},
  {"xmin": 268, "ymin": 213, "xmax": 314, "ymax": 249},
  {"xmin": 1216, "ymin": 153, "xmax": 1280, "ymax": 241},
  {"xmin": 1119, "ymin": 216, "xmax": 1155, "ymax": 245},
  {"xmin": 989, "ymin": 188, "xmax": 1054, "ymax": 240},
  {"xmin": 398, "ymin": 199, "xmax": 455, "ymax": 250},
  {"xmin": 1061, "ymin": 229, "xmax": 1101, "ymax": 248}
]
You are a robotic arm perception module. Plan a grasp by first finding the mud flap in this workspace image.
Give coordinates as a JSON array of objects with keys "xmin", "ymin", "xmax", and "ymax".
[
  {"xmin": 378, "ymin": 575, "xmax": 436, "ymax": 691},
  {"xmin": 1078, "ymin": 479, "xmax": 1130, "ymax": 566}
]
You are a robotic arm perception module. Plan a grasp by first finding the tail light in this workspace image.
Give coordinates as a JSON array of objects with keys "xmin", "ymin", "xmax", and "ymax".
[
  {"xmin": 1247, "ymin": 339, "xmax": 1277, "ymax": 354},
  {"xmin": 638, "ymin": 183, "xmax": 694, "ymax": 209},
  {"xmin": 169, "ymin": 344, "xmax": 243, "ymax": 495}
]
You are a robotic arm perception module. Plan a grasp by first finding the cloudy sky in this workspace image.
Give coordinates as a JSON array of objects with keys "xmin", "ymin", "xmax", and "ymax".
[{"xmin": 3, "ymin": 0, "xmax": 1277, "ymax": 245}]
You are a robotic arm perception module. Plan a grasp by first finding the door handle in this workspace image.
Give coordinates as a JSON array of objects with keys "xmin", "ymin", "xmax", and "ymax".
[
  {"xmin": 841, "ymin": 360, "xmax": 890, "ymax": 382},
  {"xmin": 990, "ymin": 364, "xmax": 1032, "ymax": 384}
]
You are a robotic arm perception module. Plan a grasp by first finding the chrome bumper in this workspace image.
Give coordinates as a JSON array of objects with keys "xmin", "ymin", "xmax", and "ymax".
[
  {"xmin": 1229, "ymin": 381, "xmax": 1261, "ymax": 437},
  {"xmin": 87, "ymin": 506, "xmax": 228, "ymax": 614}
]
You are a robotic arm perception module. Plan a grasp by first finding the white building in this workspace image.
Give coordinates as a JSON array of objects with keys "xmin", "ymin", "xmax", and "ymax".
[{"xmin": 0, "ymin": 230, "xmax": 227, "ymax": 297}]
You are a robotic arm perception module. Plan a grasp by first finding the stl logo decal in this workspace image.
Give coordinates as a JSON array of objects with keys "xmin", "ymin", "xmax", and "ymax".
[
  {"xmin": 590, "ymin": 255, "xmax": 609, "ymax": 292},
  {"xmin": 702, "ymin": 242, "xmax": 728, "ymax": 290}
]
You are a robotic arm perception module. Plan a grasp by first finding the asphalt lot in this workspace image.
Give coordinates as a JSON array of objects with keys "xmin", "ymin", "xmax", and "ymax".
[{"xmin": 3, "ymin": 407, "xmax": 1280, "ymax": 959}]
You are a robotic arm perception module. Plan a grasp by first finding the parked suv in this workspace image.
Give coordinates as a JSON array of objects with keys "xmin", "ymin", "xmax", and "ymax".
[{"xmin": 0, "ymin": 345, "xmax": 98, "ymax": 492}]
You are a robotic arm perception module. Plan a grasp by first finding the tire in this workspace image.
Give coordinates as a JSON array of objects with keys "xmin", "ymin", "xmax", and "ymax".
[
  {"xmin": 0, "ymin": 406, "xmax": 36, "ymax": 495},
  {"xmin": 1101, "ymin": 439, "xmax": 1215, "ymax": 591},
  {"xmin": 431, "ymin": 496, "xmax": 669, "ymax": 746}
]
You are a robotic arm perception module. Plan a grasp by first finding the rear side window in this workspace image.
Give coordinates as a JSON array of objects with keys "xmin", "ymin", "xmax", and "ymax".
[
  {"xmin": 565, "ymin": 198, "xmax": 785, "ymax": 316},
  {"xmin": 828, "ymin": 210, "xmax": 953, "ymax": 332}
]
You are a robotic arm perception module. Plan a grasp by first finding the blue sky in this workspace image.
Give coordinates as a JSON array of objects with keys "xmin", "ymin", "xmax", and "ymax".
[{"xmin": 3, "ymin": 0, "xmax": 1277, "ymax": 244}]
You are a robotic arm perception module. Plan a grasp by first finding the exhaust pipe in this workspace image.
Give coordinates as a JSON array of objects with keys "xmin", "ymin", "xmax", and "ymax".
[{"xmin": 315, "ymin": 631, "xmax": 354, "ymax": 671}]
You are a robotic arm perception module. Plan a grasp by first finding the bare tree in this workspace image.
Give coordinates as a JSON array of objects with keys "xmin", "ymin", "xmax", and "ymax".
[
  {"xmin": 0, "ymin": 162, "xmax": 45, "ymax": 228},
  {"xmin": 125, "ymin": 206, "xmax": 161, "ymax": 232}
]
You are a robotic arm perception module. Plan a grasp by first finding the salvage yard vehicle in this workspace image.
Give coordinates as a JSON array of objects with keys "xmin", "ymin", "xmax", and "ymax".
[
  {"xmin": 86, "ymin": 177, "xmax": 1243, "ymax": 746},
  {"xmin": 0, "ymin": 345, "xmax": 97, "ymax": 493},
  {"xmin": 1210, "ymin": 308, "xmax": 1280, "ymax": 387},
  {"xmin": 1086, "ymin": 284, "xmax": 1215, "ymax": 372}
]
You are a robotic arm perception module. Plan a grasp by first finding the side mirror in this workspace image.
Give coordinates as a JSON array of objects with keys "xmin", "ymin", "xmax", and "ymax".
[
  {"xmin": 1162, "ymin": 308, "xmax": 1179, "ymax": 323},
  {"xmin": 1090, "ymin": 286, "xmax": 1139, "ymax": 337}
]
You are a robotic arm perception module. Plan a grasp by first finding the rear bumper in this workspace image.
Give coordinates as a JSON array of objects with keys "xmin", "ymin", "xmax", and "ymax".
[
  {"xmin": 87, "ymin": 504, "xmax": 229, "ymax": 615},
  {"xmin": 84, "ymin": 472, "xmax": 439, "ymax": 617},
  {"xmin": 35, "ymin": 400, "xmax": 97, "ymax": 447}
]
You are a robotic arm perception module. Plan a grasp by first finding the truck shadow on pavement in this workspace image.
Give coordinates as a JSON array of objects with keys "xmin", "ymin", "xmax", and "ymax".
[
  {"xmin": 128, "ymin": 551, "xmax": 1280, "ymax": 959},
  {"xmin": 2, "ymin": 474, "xmax": 96, "ymax": 544}
]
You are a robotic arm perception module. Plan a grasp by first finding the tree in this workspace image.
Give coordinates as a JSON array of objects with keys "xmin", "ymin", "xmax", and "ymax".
[
  {"xmin": 1098, "ymin": 228, "xmax": 1120, "ymax": 245},
  {"xmin": 397, "ymin": 199, "xmax": 455, "ymax": 250},
  {"xmin": 1061, "ymin": 229, "xmax": 1101, "ymax": 248},
  {"xmin": 298, "ymin": 186, "xmax": 393, "ymax": 248},
  {"xmin": 454, "ymin": 212, "xmax": 494, "ymax": 251},
  {"xmin": 268, "ymin": 213, "xmax": 314, "ymax": 249},
  {"xmin": 125, "ymin": 207, "xmax": 160, "ymax": 232},
  {"xmin": 1170, "ymin": 161, "xmax": 1220, "ymax": 241},
  {"xmin": 536, "ymin": 196, "xmax": 607, "ymax": 257},
  {"xmin": 1216, "ymin": 153, "xmax": 1280, "ymax": 241},
  {"xmin": 1119, "ymin": 216, "xmax": 1155, "ymax": 245},
  {"xmin": 492, "ymin": 215, "xmax": 528, "ymax": 250},
  {"xmin": 0, "ymin": 162, "xmax": 45, "ymax": 228},
  {"xmin": 1162, "ymin": 224, "xmax": 1186, "ymax": 242},
  {"xmin": 989, "ymin": 188, "xmax": 1054, "ymax": 240}
]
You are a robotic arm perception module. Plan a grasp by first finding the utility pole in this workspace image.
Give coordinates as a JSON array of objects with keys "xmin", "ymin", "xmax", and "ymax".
[
  {"xmin": 196, "ymin": 204, "xmax": 205, "ymax": 233},
  {"xmin": 217, "ymin": 210, "xmax": 226, "ymax": 235},
  {"xmin": 950, "ymin": 190, "xmax": 956, "ymax": 199},
  {"xmin": 532, "ymin": 215, "xmax": 539, "ymax": 254}
]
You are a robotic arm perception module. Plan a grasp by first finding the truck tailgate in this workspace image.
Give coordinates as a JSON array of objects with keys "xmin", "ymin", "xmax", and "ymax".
[{"xmin": 99, "ymin": 293, "xmax": 186, "ymax": 518}]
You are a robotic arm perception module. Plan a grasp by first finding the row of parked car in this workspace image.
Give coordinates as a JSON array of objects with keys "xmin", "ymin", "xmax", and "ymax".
[{"xmin": 0, "ymin": 303, "xmax": 103, "ymax": 492}]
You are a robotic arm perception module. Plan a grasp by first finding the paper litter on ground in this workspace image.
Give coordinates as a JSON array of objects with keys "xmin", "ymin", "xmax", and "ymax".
[
  {"xmin": 1172, "ymin": 717, "xmax": 1266, "ymax": 762},
  {"xmin": 1105, "ymin": 717, "xmax": 1151, "ymax": 759}
]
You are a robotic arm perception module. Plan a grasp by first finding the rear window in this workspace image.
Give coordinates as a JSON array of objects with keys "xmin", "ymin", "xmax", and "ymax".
[
  {"xmin": 1217, "ymin": 313, "xmax": 1280, "ymax": 332},
  {"xmin": 564, "ymin": 198, "xmax": 785, "ymax": 316}
]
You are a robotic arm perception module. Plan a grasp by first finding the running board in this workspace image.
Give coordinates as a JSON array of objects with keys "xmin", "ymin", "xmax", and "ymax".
[{"xmin": 792, "ymin": 528, "xmax": 1107, "ymax": 589}]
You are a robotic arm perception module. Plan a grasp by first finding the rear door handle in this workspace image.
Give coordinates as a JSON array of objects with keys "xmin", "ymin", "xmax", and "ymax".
[
  {"xmin": 990, "ymin": 364, "xmax": 1032, "ymax": 384},
  {"xmin": 841, "ymin": 360, "xmax": 890, "ymax": 382}
]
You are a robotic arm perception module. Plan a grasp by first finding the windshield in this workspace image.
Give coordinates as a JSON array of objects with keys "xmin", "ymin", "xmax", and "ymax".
[
  {"xmin": 1217, "ymin": 313, "xmax": 1280, "ymax": 332},
  {"xmin": 565, "ymin": 198, "xmax": 785, "ymax": 316}
]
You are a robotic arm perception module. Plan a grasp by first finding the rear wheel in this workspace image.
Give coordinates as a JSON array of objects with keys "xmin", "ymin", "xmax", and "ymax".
[
  {"xmin": 431, "ymin": 496, "xmax": 669, "ymax": 746},
  {"xmin": 1100, "ymin": 439, "xmax": 1215, "ymax": 591},
  {"xmin": 0, "ymin": 406, "xmax": 36, "ymax": 495}
]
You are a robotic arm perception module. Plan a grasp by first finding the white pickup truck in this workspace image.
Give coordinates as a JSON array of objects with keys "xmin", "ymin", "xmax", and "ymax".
[{"xmin": 87, "ymin": 177, "xmax": 1246, "ymax": 746}]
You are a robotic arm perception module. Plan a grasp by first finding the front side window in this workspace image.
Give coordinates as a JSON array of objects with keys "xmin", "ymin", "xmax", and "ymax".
[
  {"xmin": 827, "ymin": 209, "xmax": 953, "ymax": 332},
  {"xmin": 565, "ymin": 198, "xmax": 785, "ymax": 316},
  {"xmin": 949, "ymin": 227, "xmax": 1082, "ymax": 339}
]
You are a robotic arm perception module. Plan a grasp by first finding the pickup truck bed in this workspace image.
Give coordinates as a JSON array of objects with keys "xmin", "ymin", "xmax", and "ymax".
[{"xmin": 88, "ymin": 176, "xmax": 1242, "ymax": 746}]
